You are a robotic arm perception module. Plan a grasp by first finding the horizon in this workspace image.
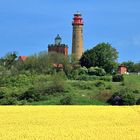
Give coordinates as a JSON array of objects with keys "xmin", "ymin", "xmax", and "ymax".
[{"xmin": 0, "ymin": 0, "xmax": 140, "ymax": 62}]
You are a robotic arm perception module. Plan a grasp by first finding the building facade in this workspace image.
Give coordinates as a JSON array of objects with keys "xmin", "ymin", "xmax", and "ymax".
[
  {"xmin": 72, "ymin": 12, "xmax": 84, "ymax": 60},
  {"xmin": 48, "ymin": 34, "xmax": 68, "ymax": 56},
  {"xmin": 118, "ymin": 65, "xmax": 127, "ymax": 74}
]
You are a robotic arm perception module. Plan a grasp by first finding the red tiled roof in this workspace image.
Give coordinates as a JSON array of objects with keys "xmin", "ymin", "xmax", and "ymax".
[
  {"xmin": 19, "ymin": 56, "xmax": 28, "ymax": 61},
  {"xmin": 53, "ymin": 64, "xmax": 63, "ymax": 68}
]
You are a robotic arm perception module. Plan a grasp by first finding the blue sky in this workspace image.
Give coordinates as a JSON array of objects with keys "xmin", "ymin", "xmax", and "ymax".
[{"xmin": 0, "ymin": 0, "xmax": 140, "ymax": 62}]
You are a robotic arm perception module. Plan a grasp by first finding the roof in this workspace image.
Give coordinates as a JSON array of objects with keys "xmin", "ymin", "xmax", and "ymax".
[{"xmin": 19, "ymin": 56, "xmax": 28, "ymax": 61}]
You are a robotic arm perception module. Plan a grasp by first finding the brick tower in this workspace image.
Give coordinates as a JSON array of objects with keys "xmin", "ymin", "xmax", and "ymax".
[
  {"xmin": 72, "ymin": 12, "xmax": 84, "ymax": 60},
  {"xmin": 48, "ymin": 34, "xmax": 68, "ymax": 56}
]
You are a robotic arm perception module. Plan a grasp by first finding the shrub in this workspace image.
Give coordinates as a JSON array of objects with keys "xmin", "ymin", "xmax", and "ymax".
[
  {"xmin": 108, "ymin": 88, "xmax": 136, "ymax": 105},
  {"xmin": 99, "ymin": 76, "xmax": 111, "ymax": 82},
  {"xmin": 0, "ymin": 91, "xmax": 5, "ymax": 99},
  {"xmin": 46, "ymin": 72, "xmax": 67, "ymax": 94},
  {"xmin": 136, "ymin": 98, "xmax": 140, "ymax": 105},
  {"xmin": 0, "ymin": 97, "xmax": 18, "ymax": 105},
  {"xmin": 105, "ymin": 85, "xmax": 112, "ymax": 90},
  {"xmin": 77, "ymin": 67, "xmax": 88, "ymax": 75},
  {"xmin": 88, "ymin": 67, "xmax": 106, "ymax": 76},
  {"xmin": 133, "ymin": 89, "xmax": 139, "ymax": 94},
  {"xmin": 76, "ymin": 75, "xmax": 89, "ymax": 81},
  {"xmin": 95, "ymin": 81, "xmax": 105, "ymax": 87},
  {"xmin": 46, "ymin": 84, "xmax": 65, "ymax": 94},
  {"xmin": 73, "ymin": 82, "xmax": 93, "ymax": 90},
  {"xmin": 60, "ymin": 96, "xmax": 73, "ymax": 105},
  {"xmin": 19, "ymin": 88, "xmax": 41, "ymax": 102},
  {"xmin": 69, "ymin": 70, "xmax": 79, "ymax": 80},
  {"xmin": 112, "ymin": 74, "xmax": 124, "ymax": 82},
  {"xmin": 95, "ymin": 90, "xmax": 112, "ymax": 101}
]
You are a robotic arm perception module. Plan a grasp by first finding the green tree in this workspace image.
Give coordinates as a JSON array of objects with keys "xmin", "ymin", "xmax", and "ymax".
[
  {"xmin": 80, "ymin": 43, "xmax": 118, "ymax": 73},
  {"xmin": 121, "ymin": 61, "xmax": 135, "ymax": 72},
  {"xmin": 2, "ymin": 52, "xmax": 18, "ymax": 69}
]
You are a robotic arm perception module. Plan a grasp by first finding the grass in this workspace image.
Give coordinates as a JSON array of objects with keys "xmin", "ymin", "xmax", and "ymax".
[
  {"xmin": 28, "ymin": 74, "xmax": 140, "ymax": 105},
  {"xmin": 0, "ymin": 106, "xmax": 139, "ymax": 140}
]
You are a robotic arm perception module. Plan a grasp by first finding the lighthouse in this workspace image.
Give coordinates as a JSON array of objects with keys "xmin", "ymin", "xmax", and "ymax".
[{"xmin": 72, "ymin": 12, "xmax": 84, "ymax": 60}]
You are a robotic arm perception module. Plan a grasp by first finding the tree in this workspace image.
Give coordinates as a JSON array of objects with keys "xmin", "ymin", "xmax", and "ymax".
[
  {"xmin": 80, "ymin": 43, "xmax": 118, "ymax": 73},
  {"xmin": 133, "ymin": 62, "xmax": 140, "ymax": 72},
  {"xmin": 121, "ymin": 61, "xmax": 140, "ymax": 73},
  {"xmin": 121, "ymin": 61, "xmax": 135, "ymax": 72}
]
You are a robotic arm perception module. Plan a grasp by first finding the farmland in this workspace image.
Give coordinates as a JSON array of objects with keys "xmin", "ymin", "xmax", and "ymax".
[{"xmin": 0, "ymin": 106, "xmax": 140, "ymax": 140}]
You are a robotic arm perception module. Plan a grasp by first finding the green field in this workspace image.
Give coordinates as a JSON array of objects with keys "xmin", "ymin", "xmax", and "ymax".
[
  {"xmin": 0, "ymin": 73, "xmax": 140, "ymax": 105},
  {"xmin": 30, "ymin": 74, "xmax": 140, "ymax": 105}
]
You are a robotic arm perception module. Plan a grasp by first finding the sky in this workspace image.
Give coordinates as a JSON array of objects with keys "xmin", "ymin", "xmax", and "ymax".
[{"xmin": 0, "ymin": 0, "xmax": 140, "ymax": 62}]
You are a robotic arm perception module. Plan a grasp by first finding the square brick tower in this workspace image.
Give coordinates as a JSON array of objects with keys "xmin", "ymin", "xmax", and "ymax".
[{"xmin": 48, "ymin": 34, "xmax": 68, "ymax": 56}]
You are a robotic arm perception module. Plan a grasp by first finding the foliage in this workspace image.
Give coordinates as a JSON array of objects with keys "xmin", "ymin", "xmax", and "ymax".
[
  {"xmin": 108, "ymin": 88, "xmax": 136, "ymax": 105},
  {"xmin": 121, "ymin": 61, "xmax": 135, "ymax": 72},
  {"xmin": 80, "ymin": 43, "xmax": 118, "ymax": 73},
  {"xmin": 0, "ymin": 97, "xmax": 18, "ymax": 105},
  {"xmin": 0, "ymin": 52, "xmax": 18, "ymax": 69},
  {"xmin": 18, "ymin": 88, "xmax": 41, "ymax": 102},
  {"xmin": 136, "ymin": 98, "xmax": 140, "ymax": 105},
  {"xmin": 95, "ymin": 81, "xmax": 105, "ymax": 87},
  {"xmin": 88, "ymin": 67, "xmax": 106, "ymax": 76},
  {"xmin": 112, "ymin": 74, "xmax": 124, "ymax": 82},
  {"xmin": 46, "ymin": 72, "xmax": 67, "ymax": 94},
  {"xmin": 77, "ymin": 66, "xmax": 88, "ymax": 75},
  {"xmin": 60, "ymin": 96, "xmax": 73, "ymax": 105}
]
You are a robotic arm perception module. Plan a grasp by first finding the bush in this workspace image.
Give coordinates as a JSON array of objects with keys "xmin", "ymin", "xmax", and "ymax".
[
  {"xmin": 133, "ymin": 89, "xmax": 139, "ymax": 94},
  {"xmin": 73, "ymin": 82, "xmax": 93, "ymax": 90},
  {"xmin": 105, "ymin": 85, "xmax": 112, "ymax": 90},
  {"xmin": 0, "ymin": 91, "xmax": 5, "ymax": 99},
  {"xmin": 76, "ymin": 75, "xmax": 89, "ymax": 81},
  {"xmin": 0, "ymin": 97, "xmax": 18, "ymax": 105},
  {"xmin": 108, "ymin": 88, "xmax": 136, "ymax": 105},
  {"xmin": 19, "ymin": 88, "xmax": 41, "ymax": 102},
  {"xmin": 60, "ymin": 96, "xmax": 73, "ymax": 105},
  {"xmin": 46, "ymin": 72, "xmax": 67, "ymax": 94},
  {"xmin": 112, "ymin": 74, "xmax": 124, "ymax": 82},
  {"xmin": 95, "ymin": 90, "xmax": 112, "ymax": 101},
  {"xmin": 99, "ymin": 76, "xmax": 111, "ymax": 82},
  {"xmin": 88, "ymin": 67, "xmax": 106, "ymax": 76},
  {"xmin": 95, "ymin": 81, "xmax": 105, "ymax": 87},
  {"xmin": 46, "ymin": 84, "xmax": 65, "ymax": 94},
  {"xmin": 69, "ymin": 70, "xmax": 79, "ymax": 80},
  {"xmin": 136, "ymin": 98, "xmax": 140, "ymax": 105},
  {"xmin": 77, "ymin": 67, "xmax": 88, "ymax": 75}
]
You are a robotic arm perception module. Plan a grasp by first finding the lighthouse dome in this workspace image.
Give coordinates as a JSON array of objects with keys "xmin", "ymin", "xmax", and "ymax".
[{"xmin": 55, "ymin": 34, "xmax": 62, "ymax": 45}]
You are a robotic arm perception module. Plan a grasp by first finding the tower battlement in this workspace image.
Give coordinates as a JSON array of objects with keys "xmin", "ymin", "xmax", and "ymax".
[{"xmin": 48, "ymin": 35, "xmax": 68, "ymax": 56}]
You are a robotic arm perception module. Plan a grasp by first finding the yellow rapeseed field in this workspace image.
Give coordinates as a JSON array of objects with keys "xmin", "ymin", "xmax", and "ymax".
[{"xmin": 0, "ymin": 106, "xmax": 140, "ymax": 140}]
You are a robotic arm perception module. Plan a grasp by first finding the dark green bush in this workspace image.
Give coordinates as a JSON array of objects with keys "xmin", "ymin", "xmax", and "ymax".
[
  {"xmin": 105, "ymin": 85, "xmax": 112, "ymax": 90},
  {"xmin": 88, "ymin": 67, "xmax": 106, "ymax": 76},
  {"xmin": 19, "ymin": 88, "xmax": 41, "ymax": 102},
  {"xmin": 0, "ymin": 91, "xmax": 5, "ymax": 99},
  {"xmin": 95, "ymin": 81, "xmax": 105, "ymax": 87},
  {"xmin": 136, "ymin": 98, "xmax": 140, "ymax": 105},
  {"xmin": 0, "ymin": 97, "xmax": 18, "ymax": 105},
  {"xmin": 77, "ymin": 67, "xmax": 88, "ymax": 75},
  {"xmin": 133, "ymin": 89, "xmax": 139, "ymax": 94},
  {"xmin": 60, "ymin": 96, "xmax": 73, "ymax": 105},
  {"xmin": 112, "ymin": 74, "xmax": 124, "ymax": 82},
  {"xmin": 108, "ymin": 88, "xmax": 136, "ymax": 105}
]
